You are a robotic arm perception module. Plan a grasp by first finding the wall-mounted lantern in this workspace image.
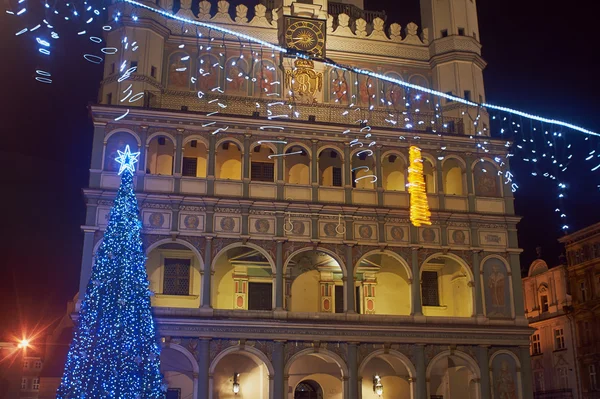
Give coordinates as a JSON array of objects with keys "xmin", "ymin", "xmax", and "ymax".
[
  {"xmin": 373, "ymin": 374, "xmax": 383, "ymax": 396},
  {"xmin": 233, "ymin": 373, "xmax": 240, "ymax": 395}
]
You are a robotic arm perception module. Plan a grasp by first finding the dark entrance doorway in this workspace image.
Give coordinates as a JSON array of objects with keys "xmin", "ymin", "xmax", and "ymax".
[{"xmin": 294, "ymin": 380, "xmax": 323, "ymax": 399}]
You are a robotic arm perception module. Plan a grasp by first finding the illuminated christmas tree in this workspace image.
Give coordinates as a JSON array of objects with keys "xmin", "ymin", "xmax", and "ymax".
[{"xmin": 57, "ymin": 146, "xmax": 164, "ymax": 399}]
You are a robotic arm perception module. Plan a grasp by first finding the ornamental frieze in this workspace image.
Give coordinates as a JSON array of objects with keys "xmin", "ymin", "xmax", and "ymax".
[
  {"xmin": 248, "ymin": 239, "xmax": 277, "ymax": 261},
  {"xmin": 252, "ymin": 340, "xmax": 275, "ymax": 363},
  {"xmin": 284, "ymin": 341, "xmax": 315, "ymax": 365},
  {"xmin": 388, "ymin": 247, "xmax": 411, "ymax": 263},
  {"xmin": 322, "ymin": 342, "xmax": 348, "ymax": 363},
  {"xmin": 179, "ymin": 205, "xmax": 206, "ymax": 212},
  {"xmin": 97, "ymin": 200, "xmax": 114, "ymax": 206},
  {"xmin": 140, "ymin": 202, "xmax": 173, "ymax": 210},
  {"xmin": 455, "ymin": 345, "xmax": 478, "ymax": 362},
  {"xmin": 209, "ymin": 339, "xmax": 240, "ymax": 363},
  {"xmin": 214, "ymin": 207, "xmax": 242, "ymax": 214},
  {"xmin": 142, "ymin": 234, "xmax": 171, "ymax": 251},
  {"xmin": 424, "ymin": 345, "xmax": 447, "ymax": 363},
  {"xmin": 212, "ymin": 238, "xmax": 241, "ymax": 257},
  {"xmin": 178, "ymin": 235, "xmax": 206, "ymax": 260}
]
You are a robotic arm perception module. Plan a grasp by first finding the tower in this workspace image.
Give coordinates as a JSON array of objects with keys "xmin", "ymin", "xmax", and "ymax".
[{"xmin": 420, "ymin": 0, "xmax": 489, "ymax": 135}]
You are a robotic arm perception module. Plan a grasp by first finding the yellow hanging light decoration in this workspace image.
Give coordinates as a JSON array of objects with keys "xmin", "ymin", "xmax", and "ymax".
[{"xmin": 408, "ymin": 146, "xmax": 432, "ymax": 227}]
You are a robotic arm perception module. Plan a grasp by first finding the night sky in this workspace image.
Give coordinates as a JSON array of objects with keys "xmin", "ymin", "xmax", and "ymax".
[{"xmin": 0, "ymin": 0, "xmax": 598, "ymax": 339}]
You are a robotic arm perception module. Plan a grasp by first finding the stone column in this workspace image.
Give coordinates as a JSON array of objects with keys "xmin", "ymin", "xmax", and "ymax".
[
  {"xmin": 276, "ymin": 139, "xmax": 285, "ymax": 200},
  {"xmin": 273, "ymin": 341, "xmax": 285, "ymax": 399},
  {"xmin": 436, "ymin": 156, "xmax": 445, "ymax": 210},
  {"xmin": 519, "ymin": 346, "xmax": 534, "ymax": 399},
  {"xmin": 311, "ymin": 139, "xmax": 319, "ymax": 202},
  {"xmin": 509, "ymin": 253, "xmax": 526, "ymax": 319},
  {"xmin": 415, "ymin": 344, "xmax": 427, "ymax": 399},
  {"xmin": 201, "ymin": 237, "xmax": 213, "ymax": 308},
  {"xmin": 207, "ymin": 134, "xmax": 216, "ymax": 195},
  {"xmin": 375, "ymin": 146, "xmax": 384, "ymax": 206},
  {"xmin": 198, "ymin": 339, "xmax": 210, "ymax": 399},
  {"xmin": 477, "ymin": 346, "xmax": 491, "ymax": 399},
  {"xmin": 411, "ymin": 247, "xmax": 423, "ymax": 316},
  {"xmin": 173, "ymin": 129, "xmax": 184, "ymax": 193},
  {"xmin": 344, "ymin": 144, "xmax": 352, "ymax": 204},
  {"xmin": 345, "ymin": 244, "xmax": 355, "ymax": 313},
  {"xmin": 473, "ymin": 250, "xmax": 484, "ymax": 317},
  {"xmin": 348, "ymin": 343, "xmax": 359, "ymax": 399},
  {"xmin": 78, "ymin": 229, "xmax": 97, "ymax": 300},
  {"xmin": 275, "ymin": 240, "xmax": 284, "ymax": 310},
  {"xmin": 243, "ymin": 133, "xmax": 251, "ymax": 198},
  {"xmin": 89, "ymin": 122, "xmax": 107, "ymax": 188},
  {"xmin": 465, "ymin": 154, "xmax": 476, "ymax": 212}
]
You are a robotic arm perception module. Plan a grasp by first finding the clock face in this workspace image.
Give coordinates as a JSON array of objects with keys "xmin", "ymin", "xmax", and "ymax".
[{"xmin": 284, "ymin": 18, "xmax": 326, "ymax": 58}]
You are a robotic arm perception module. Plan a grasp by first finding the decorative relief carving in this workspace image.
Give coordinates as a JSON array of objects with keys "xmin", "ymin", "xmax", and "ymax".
[
  {"xmin": 179, "ymin": 205, "xmax": 206, "ymax": 212},
  {"xmin": 175, "ymin": 0, "xmax": 195, "ymax": 19},
  {"xmin": 368, "ymin": 17, "xmax": 387, "ymax": 41},
  {"xmin": 334, "ymin": 13, "xmax": 353, "ymax": 36},
  {"xmin": 209, "ymin": 339, "xmax": 239, "ymax": 363},
  {"xmin": 197, "ymin": 1, "xmax": 211, "ymax": 20},
  {"xmin": 212, "ymin": 0, "xmax": 234, "ymax": 23},
  {"xmin": 354, "ymin": 18, "xmax": 367, "ymax": 38},
  {"xmin": 142, "ymin": 234, "xmax": 171, "ymax": 250},
  {"xmin": 249, "ymin": 4, "xmax": 271, "ymax": 27},
  {"xmin": 402, "ymin": 22, "xmax": 422, "ymax": 45},
  {"xmin": 215, "ymin": 207, "xmax": 241, "ymax": 214},
  {"xmin": 389, "ymin": 23, "xmax": 402, "ymax": 42},
  {"xmin": 141, "ymin": 202, "xmax": 173, "ymax": 210}
]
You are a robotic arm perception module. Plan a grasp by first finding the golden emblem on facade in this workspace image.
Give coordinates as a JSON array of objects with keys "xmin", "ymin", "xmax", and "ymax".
[{"xmin": 285, "ymin": 59, "xmax": 323, "ymax": 104}]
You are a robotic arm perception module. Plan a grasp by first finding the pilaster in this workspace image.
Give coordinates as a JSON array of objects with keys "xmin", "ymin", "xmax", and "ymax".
[
  {"xmin": 477, "ymin": 345, "xmax": 490, "ymax": 399},
  {"xmin": 411, "ymin": 247, "xmax": 423, "ymax": 316},
  {"xmin": 243, "ymin": 133, "xmax": 251, "ymax": 198},
  {"xmin": 415, "ymin": 344, "xmax": 426, "ymax": 399},
  {"xmin": 348, "ymin": 343, "xmax": 359, "ymax": 398},
  {"xmin": 201, "ymin": 237, "xmax": 213, "ymax": 308},
  {"xmin": 519, "ymin": 346, "xmax": 534, "ymax": 399},
  {"xmin": 273, "ymin": 341, "xmax": 285, "ymax": 399},
  {"xmin": 197, "ymin": 339, "xmax": 210, "ymax": 399},
  {"xmin": 207, "ymin": 134, "xmax": 216, "ymax": 195},
  {"xmin": 78, "ymin": 229, "xmax": 97, "ymax": 301},
  {"xmin": 345, "ymin": 244, "xmax": 355, "ymax": 313}
]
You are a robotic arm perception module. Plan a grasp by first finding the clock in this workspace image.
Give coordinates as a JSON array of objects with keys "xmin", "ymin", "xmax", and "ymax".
[{"xmin": 283, "ymin": 17, "xmax": 326, "ymax": 58}]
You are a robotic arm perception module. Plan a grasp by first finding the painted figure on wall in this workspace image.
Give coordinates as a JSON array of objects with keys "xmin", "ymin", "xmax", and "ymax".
[
  {"xmin": 384, "ymin": 82, "xmax": 404, "ymax": 110},
  {"xmin": 408, "ymin": 75, "xmax": 431, "ymax": 111},
  {"xmin": 492, "ymin": 355, "xmax": 519, "ymax": 399},
  {"xmin": 197, "ymin": 54, "xmax": 219, "ymax": 93},
  {"xmin": 483, "ymin": 258, "xmax": 511, "ymax": 317},
  {"xmin": 255, "ymin": 61, "xmax": 277, "ymax": 97},
  {"xmin": 358, "ymin": 73, "xmax": 375, "ymax": 106},
  {"xmin": 226, "ymin": 58, "xmax": 248, "ymax": 95},
  {"xmin": 330, "ymin": 69, "xmax": 348, "ymax": 104},
  {"xmin": 474, "ymin": 162, "xmax": 500, "ymax": 197},
  {"xmin": 168, "ymin": 52, "xmax": 190, "ymax": 90},
  {"xmin": 104, "ymin": 132, "xmax": 138, "ymax": 172}
]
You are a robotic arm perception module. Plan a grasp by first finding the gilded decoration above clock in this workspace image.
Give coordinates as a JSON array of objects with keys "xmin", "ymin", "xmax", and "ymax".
[{"xmin": 284, "ymin": 17, "xmax": 326, "ymax": 58}]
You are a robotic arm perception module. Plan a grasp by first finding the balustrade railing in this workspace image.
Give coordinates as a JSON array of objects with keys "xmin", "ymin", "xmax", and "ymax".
[{"xmin": 144, "ymin": 90, "xmax": 464, "ymax": 134}]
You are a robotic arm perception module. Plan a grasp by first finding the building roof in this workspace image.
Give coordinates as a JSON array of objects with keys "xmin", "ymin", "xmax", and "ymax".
[{"xmin": 558, "ymin": 221, "xmax": 600, "ymax": 245}]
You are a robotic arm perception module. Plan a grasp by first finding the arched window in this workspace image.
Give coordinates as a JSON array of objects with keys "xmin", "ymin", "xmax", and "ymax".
[
  {"xmin": 382, "ymin": 153, "xmax": 406, "ymax": 191},
  {"xmin": 352, "ymin": 150, "xmax": 375, "ymax": 190},
  {"xmin": 182, "ymin": 139, "xmax": 207, "ymax": 178},
  {"xmin": 442, "ymin": 158, "xmax": 466, "ymax": 195},
  {"xmin": 284, "ymin": 146, "xmax": 310, "ymax": 185},
  {"xmin": 215, "ymin": 141, "xmax": 242, "ymax": 180},
  {"xmin": 319, "ymin": 149, "xmax": 343, "ymax": 187},
  {"xmin": 146, "ymin": 135, "xmax": 174, "ymax": 175},
  {"xmin": 423, "ymin": 157, "xmax": 436, "ymax": 194},
  {"xmin": 474, "ymin": 160, "xmax": 501, "ymax": 197},
  {"xmin": 104, "ymin": 131, "xmax": 139, "ymax": 172},
  {"xmin": 250, "ymin": 144, "xmax": 275, "ymax": 182}
]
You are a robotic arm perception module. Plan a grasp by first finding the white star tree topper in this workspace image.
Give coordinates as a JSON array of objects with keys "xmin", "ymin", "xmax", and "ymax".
[{"xmin": 115, "ymin": 145, "xmax": 140, "ymax": 175}]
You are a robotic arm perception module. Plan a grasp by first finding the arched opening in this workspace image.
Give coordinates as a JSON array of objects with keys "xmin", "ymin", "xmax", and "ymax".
[
  {"xmin": 212, "ymin": 245, "xmax": 273, "ymax": 311},
  {"xmin": 352, "ymin": 151, "xmax": 376, "ymax": 190},
  {"xmin": 421, "ymin": 255, "xmax": 473, "ymax": 317},
  {"xmin": 182, "ymin": 139, "xmax": 208, "ymax": 178},
  {"xmin": 382, "ymin": 153, "xmax": 406, "ymax": 191},
  {"xmin": 423, "ymin": 157, "xmax": 436, "ymax": 194},
  {"xmin": 146, "ymin": 242, "xmax": 202, "ymax": 308},
  {"xmin": 356, "ymin": 252, "xmax": 411, "ymax": 315},
  {"xmin": 211, "ymin": 350, "xmax": 270, "ymax": 399},
  {"xmin": 251, "ymin": 143, "xmax": 275, "ymax": 182},
  {"xmin": 443, "ymin": 158, "xmax": 466, "ymax": 196},
  {"xmin": 473, "ymin": 160, "xmax": 501, "ymax": 197},
  {"xmin": 382, "ymin": 73, "xmax": 404, "ymax": 110},
  {"xmin": 319, "ymin": 149, "xmax": 343, "ymax": 187},
  {"xmin": 286, "ymin": 250, "xmax": 344, "ymax": 313},
  {"xmin": 161, "ymin": 346, "xmax": 196, "ymax": 399},
  {"xmin": 285, "ymin": 146, "xmax": 310, "ymax": 185},
  {"xmin": 287, "ymin": 351, "xmax": 345, "ymax": 399},
  {"xmin": 295, "ymin": 380, "xmax": 323, "ymax": 399},
  {"xmin": 216, "ymin": 140, "xmax": 242, "ymax": 180},
  {"xmin": 360, "ymin": 352, "xmax": 414, "ymax": 399},
  {"xmin": 428, "ymin": 352, "xmax": 480, "ymax": 399},
  {"xmin": 146, "ymin": 135, "xmax": 174, "ymax": 175},
  {"xmin": 104, "ymin": 131, "xmax": 139, "ymax": 172},
  {"xmin": 482, "ymin": 257, "xmax": 513, "ymax": 318}
]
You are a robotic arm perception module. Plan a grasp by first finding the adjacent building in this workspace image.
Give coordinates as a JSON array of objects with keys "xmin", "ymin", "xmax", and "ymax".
[
  {"xmin": 523, "ymin": 257, "xmax": 579, "ymax": 399},
  {"xmin": 78, "ymin": 0, "xmax": 534, "ymax": 397},
  {"xmin": 560, "ymin": 223, "xmax": 600, "ymax": 399}
]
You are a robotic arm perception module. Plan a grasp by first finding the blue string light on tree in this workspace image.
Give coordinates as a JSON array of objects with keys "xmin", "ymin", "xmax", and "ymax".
[{"xmin": 56, "ymin": 146, "xmax": 165, "ymax": 399}]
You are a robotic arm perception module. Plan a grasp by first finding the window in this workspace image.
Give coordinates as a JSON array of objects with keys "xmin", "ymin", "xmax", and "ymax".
[
  {"xmin": 332, "ymin": 167, "xmax": 342, "ymax": 187},
  {"xmin": 335, "ymin": 285, "xmax": 344, "ymax": 313},
  {"xmin": 422, "ymin": 271, "xmax": 440, "ymax": 306},
  {"xmin": 158, "ymin": 137, "xmax": 166, "ymax": 146},
  {"xmin": 445, "ymin": 92, "xmax": 453, "ymax": 103},
  {"xmin": 34, "ymin": 360, "xmax": 42, "ymax": 369},
  {"xmin": 590, "ymin": 365, "xmax": 598, "ymax": 391},
  {"xmin": 251, "ymin": 162, "xmax": 275, "ymax": 182},
  {"xmin": 464, "ymin": 90, "xmax": 471, "ymax": 102},
  {"xmin": 21, "ymin": 378, "xmax": 27, "ymax": 390},
  {"xmin": 163, "ymin": 258, "xmax": 191, "ymax": 296},
  {"xmin": 32, "ymin": 377, "xmax": 40, "ymax": 390},
  {"xmin": 531, "ymin": 333, "xmax": 541, "ymax": 355},
  {"xmin": 182, "ymin": 157, "xmax": 198, "ymax": 177},
  {"xmin": 441, "ymin": 29, "xmax": 448, "ymax": 37},
  {"xmin": 540, "ymin": 295, "xmax": 549, "ymax": 312},
  {"xmin": 534, "ymin": 370, "xmax": 545, "ymax": 392},
  {"xmin": 558, "ymin": 367, "xmax": 569, "ymax": 389},
  {"xmin": 131, "ymin": 60, "xmax": 138, "ymax": 70},
  {"xmin": 583, "ymin": 321, "xmax": 593, "ymax": 345},
  {"xmin": 248, "ymin": 282, "xmax": 272, "ymax": 311},
  {"xmin": 166, "ymin": 388, "xmax": 181, "ymax": 399},
  {"xmin": 458, "ymin": 27, "xmax": 465, "ymax": 36},
  {"xmin": 581, "ymin": 281, "xmax": 587, "ymax": 302},
  {"xmin": 554, "ymin": 328, "xmax": 565, "ymax": 350},
  {"xmin": 151, "ymin": 65, "xmax": 157, "ymax": 78},
  {"xmin": 23, "ymin": 360, "xmax": 29, "ymax": 369},
  {"xmin": 106, "ymin": 93, "xmax": 112, "ymax": 105}
]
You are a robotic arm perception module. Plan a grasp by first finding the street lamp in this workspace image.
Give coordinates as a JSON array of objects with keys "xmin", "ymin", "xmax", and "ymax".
[
  {"xmin": 232, "ymin": 373, "xmax": 240, "ymax": 394},
  {"xmin": 373, "ymin": 375, "xmax": 383, "ymax": 396},
  {"xmin": 17, "ymin": 338, "xmax": 30, "ymax": 349}
]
